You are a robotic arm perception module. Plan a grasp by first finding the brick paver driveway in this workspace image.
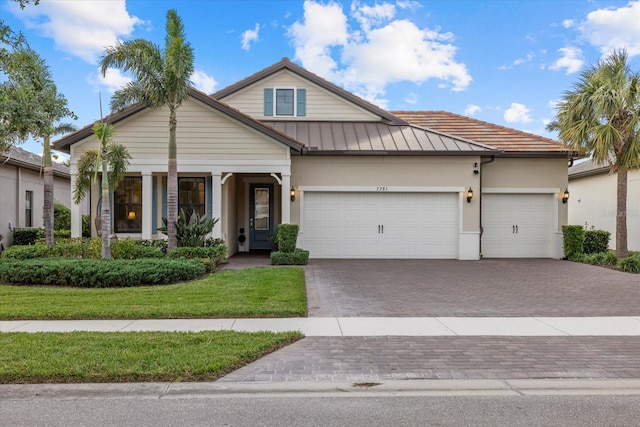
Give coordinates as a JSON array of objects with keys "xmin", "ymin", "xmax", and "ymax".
[{"xmin": 306, "ymin": 259, "xmax": 640, "ymax": 317}]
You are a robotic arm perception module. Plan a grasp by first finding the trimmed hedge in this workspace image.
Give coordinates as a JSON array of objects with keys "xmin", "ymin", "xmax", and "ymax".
[
  {"xmin": 168, "ymin": 245, "xmax": 228, "ymax": 271},
  {"xmin": 1, "ymin": 238, "xmax": 165, "ymax": 260},
  {"xmin": 270, "ymin": 249, "xmax": 309, "ymax": 265},
  {"xmin": 0, "ymin": 258, "xmax": 206, "ymax": 287},
  {"xmin": 276, "ymin": 224, "xmax": 299, "ymax": 253},
  {"xmin": 12, "ymin": 228, "xmax": 39, "ymax": 246},
  {"xmin": 562, "ymin": 225, "xmax": 584, "ymax": 260},
  {"xmin": 583, "ymin": 230, "xmax": 611, "ymax": 254}
]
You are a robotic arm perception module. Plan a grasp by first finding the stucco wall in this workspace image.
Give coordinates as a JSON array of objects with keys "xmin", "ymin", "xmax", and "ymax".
[{"xmin": 568, "ymin": 169, "xmax": 640, "ymax": 251}]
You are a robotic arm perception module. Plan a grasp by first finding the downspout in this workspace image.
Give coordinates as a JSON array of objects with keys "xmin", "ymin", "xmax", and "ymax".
[{"xmin": 478, "ymin": 155, "xmax": 496, "ymax": 258}]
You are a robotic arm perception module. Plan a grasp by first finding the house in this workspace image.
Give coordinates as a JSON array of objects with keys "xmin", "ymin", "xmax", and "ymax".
[
  {"xmin": 568, "ymin": 160, "xmax": 640, "ymax": 251},
  {"xmin": 54, "ymin": 58, "xmax": 571, "ymax": 259},
  {"xmin": 0, "ymin": 145, "xmax": 73, "ymax": 249}
]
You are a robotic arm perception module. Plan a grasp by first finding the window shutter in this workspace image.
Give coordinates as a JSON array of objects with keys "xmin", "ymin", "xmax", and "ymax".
[
  {"xmin": 152, "ymin": 176, "xmax": 158, "ymax": 234},
  {"xmin": 264, "ymin": 88, "xmax": 273, "ymax": 116},
  {"xmin": 296, "ymin": 88, "xmax": 306, "ymax": 116}
]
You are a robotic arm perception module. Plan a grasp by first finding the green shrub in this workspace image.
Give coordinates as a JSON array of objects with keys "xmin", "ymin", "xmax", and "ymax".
[
  {"xmin": 138, "ymin": 239, "xmax": 168, "ymax": 254},
  {"xmin": 618, "ymin": 256, "xmax": 640, "ymax": 273},
  {"xmin": 12, "ymin": 228, "xmax": 39, "ymax": 245},
  {"xmin": 276, "ymin": 224, "xmax": 299, "ymax": 253},
  {"xmin": 111, "ymin": 238, "xmax": 164, "ymax": 260},
  {"xmin": 204, "ymin": 237, "xmax": 225, "ymax": 248},
  {"xmin": 36, "ymin": 229, "xmax": 72, "ymax": 241},
  {"xmin": 270, "ymin": 248, "xmax": 309, "ymax": 265},
  {"xmin": 584, "ymin": 230, "xmax": 611, "ymax": 254},
  {"xmin": 82, "ymin": 215, "xmax": 91, "ymax": 238},
  {"xmin": 168, "ymin": 245, "xmax": 227, "ymax": 271},
  {"xmin": 159, "ymin": 209, "xmax": 219, "ymax": 248},
  {"xmin": 53, "ymin": 202, "xmax": 71, "ymax": 231},
  {"xmin": 1, "ymin": 244, "xmax": 51, "ymax": 259},
  {"xmin": 0, "ymin": 258, "xmax": 206, "ymax": 287},
  {"xmin": 583, "ymin": 251, "xmax": 617, "ymax": 266},
  {"xmin": 562, "ymin": 225, "xmax": 584, "ymax": 260}
]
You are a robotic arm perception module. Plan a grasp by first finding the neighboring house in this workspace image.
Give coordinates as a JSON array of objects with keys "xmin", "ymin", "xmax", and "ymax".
[
  {"xmin": 0, "ymin": 146, "xmax": 72, "ymax": 249},
  {"xmin": 568, "ymin": 160, "xmax": 640, "ymax": 251},
  {"xmin": 54, "ymin": 58, "xmax": 571, "ymax": 259}
]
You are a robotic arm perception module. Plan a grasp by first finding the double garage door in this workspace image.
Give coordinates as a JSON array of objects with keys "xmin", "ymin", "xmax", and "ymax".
[{"xmin": 301, "ymin": 192, "xmax": 459, "ymax": 259}]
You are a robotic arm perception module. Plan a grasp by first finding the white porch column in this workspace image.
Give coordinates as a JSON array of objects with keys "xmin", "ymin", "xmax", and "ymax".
[
  {"xmin": 212, "ymin": 172, "xmax": 222, "ymax": 239},
  {"xmin": 70, "ymin": 163, "xmax": 82, "ymax": 238},
  {"xmin": 141, "ymin": 172, "xmax": 153, "ymax": 240},
  {"xmin": 281, "ymin": 173, "xmax": 291, "ymax": 224}
]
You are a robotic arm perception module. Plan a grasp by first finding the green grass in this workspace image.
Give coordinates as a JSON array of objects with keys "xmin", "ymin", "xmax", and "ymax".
[
  {"xmin": 0, "ymin": 267, "xmax": 307, "ymax": 320},
  {"xmin": 0, "ymin": 330, "xmax": 303, "ymax": 384}
]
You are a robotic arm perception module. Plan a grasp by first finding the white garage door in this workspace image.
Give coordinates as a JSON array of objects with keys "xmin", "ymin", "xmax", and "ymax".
[
  {"xmin": 301, "ymin": 192, "xmax": 459, "ymax": 259},
  {"xmin": 482, "ymin": 193, "xmax": 554, "ymax": 258}
]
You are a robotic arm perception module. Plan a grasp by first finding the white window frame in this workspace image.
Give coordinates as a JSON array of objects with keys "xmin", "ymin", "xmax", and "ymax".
[{"xmin": 274, "ymin": 87, "xmax": 296, "ymax": 117}]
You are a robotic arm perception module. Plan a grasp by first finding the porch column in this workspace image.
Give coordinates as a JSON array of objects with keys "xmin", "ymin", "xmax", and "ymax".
[
  {"xmin": 281, "ymin": 173, "xmax": 291, "ymax": 224},
  {"xmin": 212, "ymin": 172, "xmax": 222, "ymax": 239},
  {"xmin": 141, "ymin": 172, "xmax": 153, "ymax": 240},
  {"xmin": 70, "ymin": 163, "xmax": 82, "ymax": 238}
]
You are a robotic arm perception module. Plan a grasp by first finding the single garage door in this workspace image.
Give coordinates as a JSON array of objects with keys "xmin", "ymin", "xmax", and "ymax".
[
  {"xmin": 301, "ymin": 192, "xmax": 459, "ymax": 259},
  {"xmin": 482, "ymin": 193, "xmax": 554, "ymax": 258}
]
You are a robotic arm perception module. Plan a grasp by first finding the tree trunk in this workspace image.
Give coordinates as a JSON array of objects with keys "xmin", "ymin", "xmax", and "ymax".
[
  {"xmin": 43, "ymin": 134, "xmax": 54, "ymax": 246},
  {"xmin": 616, "ymin": 168, "xmax": 628, "ymax": 258},
  {"xmin": 101, "ymin": 148, "xmax": 111, "ymax": 259},
  {"xmin": 167, "ymin": 107, "xmax": 178, "ymax": 252}
]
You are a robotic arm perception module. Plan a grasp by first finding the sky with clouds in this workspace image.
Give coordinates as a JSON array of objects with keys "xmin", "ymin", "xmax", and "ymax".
[{"xmin": 3, "ymin": 0, "xmax": 640, "ymax": 155}]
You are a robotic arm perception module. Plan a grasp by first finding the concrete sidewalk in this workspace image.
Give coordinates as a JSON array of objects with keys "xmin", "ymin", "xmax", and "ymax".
[{"xmin": 3, "ymin": 316, "xmax": 640, "ymax": 336}]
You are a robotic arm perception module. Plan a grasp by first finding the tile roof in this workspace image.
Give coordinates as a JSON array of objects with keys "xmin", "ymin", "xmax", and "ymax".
[
  {"xmin": 262, "ymin": 121, "xmax": 499, "ymax": 155},
  {"xmin": 392, "ymin": 110, "xmax": 572, "ymax": 155},
  {"xmin": 1, "ymin": 145, "xmax": 70, "ymax": 178}
]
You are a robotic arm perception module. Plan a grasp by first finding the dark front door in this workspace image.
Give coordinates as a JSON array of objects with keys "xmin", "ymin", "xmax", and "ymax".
[{"xmin": 249, "ymin": 183, "xmax": 274, "ymax": 249}]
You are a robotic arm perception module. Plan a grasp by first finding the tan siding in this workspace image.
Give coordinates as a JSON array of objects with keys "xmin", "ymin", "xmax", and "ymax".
[
  {"xmin": 219, "ymin": 70, "xmax": 380, "ymax": 121},
  {"xmin": 71, "ymin": 98, "xmax": 289, "ymax": 161}
]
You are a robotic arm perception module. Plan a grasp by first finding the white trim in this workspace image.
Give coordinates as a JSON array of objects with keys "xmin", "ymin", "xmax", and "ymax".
[
  {"xmin": 482, "ymin": 187, "xmax": 560, "ymax": 194},
  {"xmin": 141, "ymin": 172, "xmax": 153, "ymax": 240},
  {"xmin": 221, "ymin": 173, "xmax": 233, "ymax": 185},
  {"xmin": 273, "ymin": 86, "xmax": 297, "ymax": 117},
  {"xmin": 270, "ymin": 173, "xmax": 282, "ymax": 185},
  {"xmin": 299, "ymin": 186, "xmax": 465, "ymax": 193},
  {"xmin": 211, "ymin": 173, "xmax": 222, "ymax": 239}
]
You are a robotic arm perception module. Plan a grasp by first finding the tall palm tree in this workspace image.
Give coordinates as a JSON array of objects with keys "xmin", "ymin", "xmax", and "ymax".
[
  {"xmin": 548, "ymin": 49, "xmax": 640, "ymax": 258},
  {"xmin": 73, "ymin": 121, "xmax": 130, "ymax": 259},
  {"xmin": 99, "ymin": 9, "xmax": 194, "ymax": 251}
]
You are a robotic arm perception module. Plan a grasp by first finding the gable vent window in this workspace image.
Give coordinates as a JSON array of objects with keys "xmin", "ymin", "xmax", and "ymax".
[{"xmin": 264, "ymin": 88, "xmax": 306, "ymax": 117}]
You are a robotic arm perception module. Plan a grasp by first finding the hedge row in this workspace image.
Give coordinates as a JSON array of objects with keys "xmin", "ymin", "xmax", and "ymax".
[
  {"xmin": 0, "ymin": 258, "xmax": 206, "ymax": 288},
  {"xmin": 1, "ymin": 238, "xmax": 165, "ymax": 260},
  {"xmin": 270, "ymin": 249, "xmax": 309, "ymax": 265}
]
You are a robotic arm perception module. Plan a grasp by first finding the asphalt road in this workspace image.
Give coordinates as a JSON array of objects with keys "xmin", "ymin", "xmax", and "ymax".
[{"xmin": 2, "ymin": 394, "xmax": 640, "ymax": 427}]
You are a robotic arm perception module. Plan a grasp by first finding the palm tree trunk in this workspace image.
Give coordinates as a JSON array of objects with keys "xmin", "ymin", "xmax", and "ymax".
[
  {"xmin": 101, "ymin": 148, "xmax": 111, "ymax": 259},
  {"xmin": 43, "ymin": 134, "xmax": 54, "ymax": 246},
  {"xmin": 616, "ymin": 168, "xmax": 628, "ymax": 258},
  {"xmin": 167, "ymin": 107, "xmax": 178, "ymax": 251}
]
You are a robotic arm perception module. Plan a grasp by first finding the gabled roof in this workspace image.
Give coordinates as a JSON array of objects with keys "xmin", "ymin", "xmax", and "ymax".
[
  {"xmin": 263, "ymin": 121, "xmax": 500, "ymax": 155},
  {"xmin": 53, "ymin": 88, "xmax": 305, "ymax": 153},
  {"xmin": 568, "ymin": 159, "xmax": 610, "ymax": 179},
  {"xmin": 1, "ymin": 145, "xmax": 70, "ymax": 178},
  {"xmin": 392, "ymin": 111, "xmax": 571, "ymax": 156},
  {"xmin": 213, "ymin": 57, "xmax": 406, "ymax": 125}
]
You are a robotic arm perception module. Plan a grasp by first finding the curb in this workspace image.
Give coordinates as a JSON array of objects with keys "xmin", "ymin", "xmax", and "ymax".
[{"xmin": 4, "ymin": 379, "xmax": 640, "ymax": 400}]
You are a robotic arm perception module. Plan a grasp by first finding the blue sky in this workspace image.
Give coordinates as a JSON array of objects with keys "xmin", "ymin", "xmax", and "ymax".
[{"xmin": 3, "ymin": 0, "xmax": 640, "ymax": 156}]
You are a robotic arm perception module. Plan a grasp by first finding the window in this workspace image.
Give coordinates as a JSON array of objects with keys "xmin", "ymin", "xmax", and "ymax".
[
  {"xmin": 276, "ymin": 88, "xmax": 294, "ymax": 116},
  {"xmin": 25, "ymin": 191, "xmax": 33, "ymax": 227},
  {"xmin": 178, "ymin": 177, "xmax": 205, "ymax": 217},
  {"xmin": 114, "ymin": 177, "xmax": 142, "ymax": 233}
]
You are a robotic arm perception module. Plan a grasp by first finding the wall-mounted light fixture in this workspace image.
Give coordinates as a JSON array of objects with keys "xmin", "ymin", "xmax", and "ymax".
[
  {"xmin": 562, "ymin": 188, "xmax": 569, "ymax": 204},
  {"xmin": 127, "ymin": 211, "xmax": 136, "ymax": 221},
  {"xmin": 466, "ymin": 187, "xmax": 473, "ymax": 203},
  {"xmin": 290, "ymin": 186, "xmax": 296, "ymax": 202}
]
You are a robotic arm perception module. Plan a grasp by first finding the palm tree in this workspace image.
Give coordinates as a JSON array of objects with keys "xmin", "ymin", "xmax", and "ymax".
[
  {"xmin": 73, "ymin": 121, "xmax": 130, "ymax": 259},
  {"xmin": 548, "ymin": 49, "xmax": 640, "ymax": 258},
  {"xmin": 99, "ymin": 9, "xmax": 194, "ymax": 252}
]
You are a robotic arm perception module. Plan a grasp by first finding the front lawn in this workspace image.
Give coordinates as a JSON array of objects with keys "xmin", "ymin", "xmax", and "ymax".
[
  {"xmin": 0, "ymin": 330, "xmax": 302, "ymax": 384},
  {"xmin": 0, "ymin": 267, "xmax": 307, "ymax": 320}
]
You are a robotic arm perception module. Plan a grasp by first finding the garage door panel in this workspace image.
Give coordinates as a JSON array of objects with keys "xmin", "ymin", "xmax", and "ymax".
[{"xmin": 302, "ymin": 192, "xmax": 459, "ymax": 259}]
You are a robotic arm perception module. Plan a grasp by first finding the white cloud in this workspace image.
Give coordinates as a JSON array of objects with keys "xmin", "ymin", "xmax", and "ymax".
[
  {"xmin": 464, "ymin": 104, "xmax": 481, "ymax": 116},
  {"xmin": 549, "ymin": 46, "xmax": 584, "ymax": 74},
  {"xmin": 190, "ymin": 70, "xmax": 218, "ymax": 94},
  {"xmin": 499, "ymin": 52, "xmax": 535, "ymax": 70},
  {"xmin": 88, "ymin": 67, "xmax": 132, "ymax": 94},
  {"xmin": 241, "ymin": 24, "xmax": 260, "ymax": 51},
  {"xmin": 10, "ymin": 0, "xmax": 143, "ymax": 63},
  {"xmin": 562, "ymin": 19, "xmax": 574, "ymax": 28},
  {"xmin": 288, "ymin": 0, "xmax": 471, "ymax": 106},
  {"xmin": 579, "ymin": 1, "xmax": 640, "ymax": 56},
  {"xmin": 404, "ymin": 93, "xmax": 418, "ymax": 104},
  {"xmin": 504, "ymin": 103, "xmax": 533, "ymax": 123}
]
